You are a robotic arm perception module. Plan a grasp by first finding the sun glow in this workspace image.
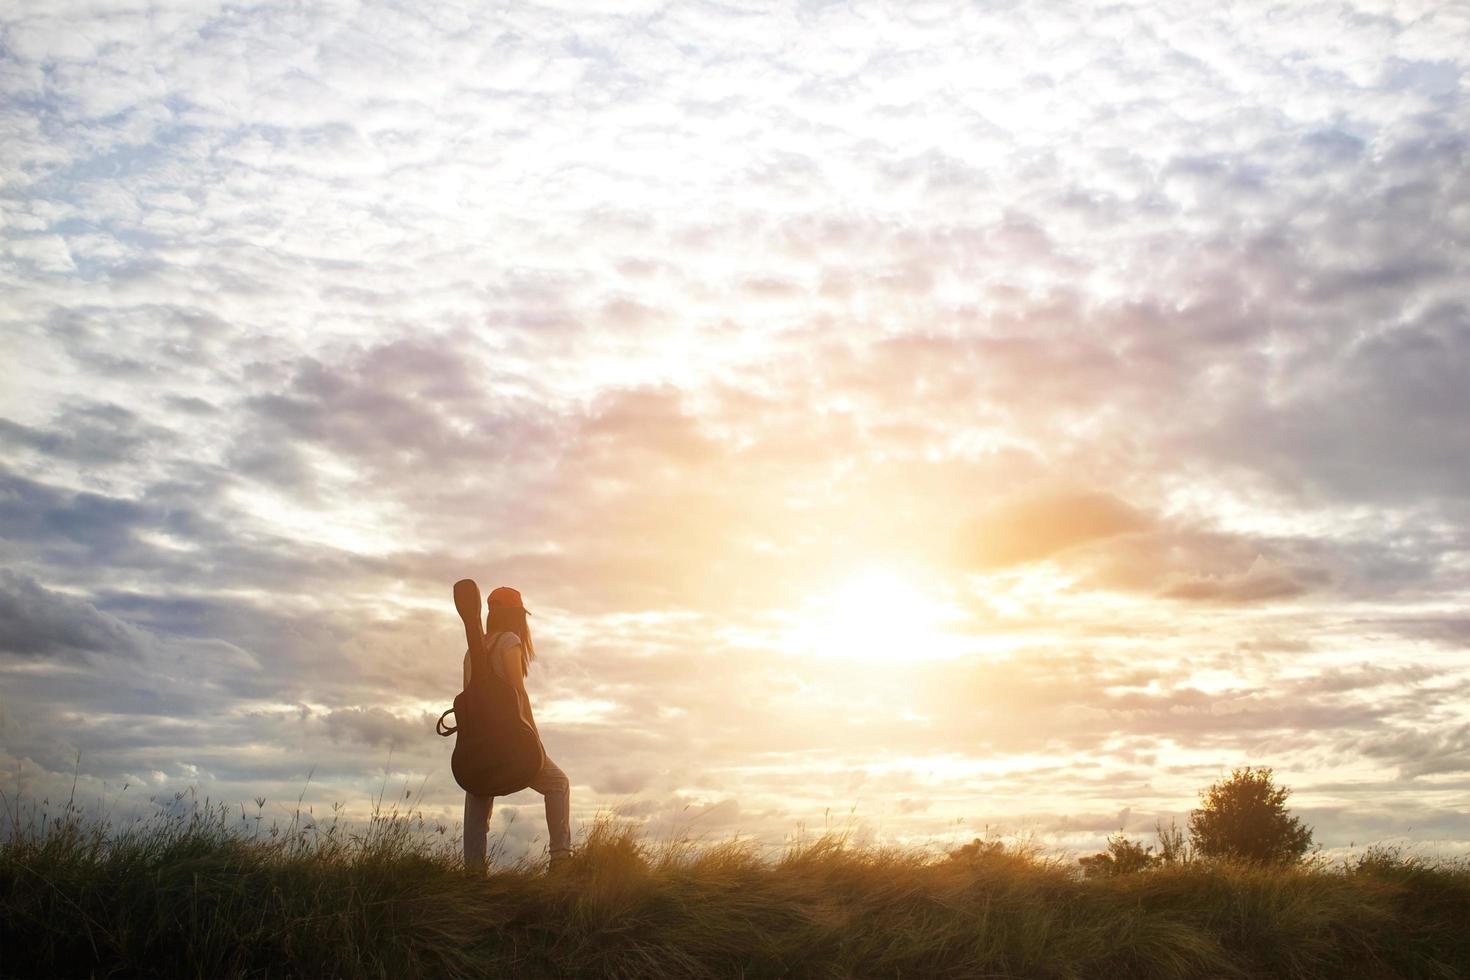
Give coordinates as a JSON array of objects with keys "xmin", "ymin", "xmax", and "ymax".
[{"xmin": 788, "ymin": 568, "xmax": 962, "ymax": 663}]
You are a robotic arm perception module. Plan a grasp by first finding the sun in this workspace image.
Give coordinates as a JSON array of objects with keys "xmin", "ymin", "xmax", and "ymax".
[{"xmin": 789, "ymin": 567, "xmax": 958, "ymax": 663}]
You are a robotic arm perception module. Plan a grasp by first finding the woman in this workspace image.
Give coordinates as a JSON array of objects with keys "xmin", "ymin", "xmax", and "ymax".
[{"xmin": 462, "ymin": 586, "xmax": 572, "ymax": 871}]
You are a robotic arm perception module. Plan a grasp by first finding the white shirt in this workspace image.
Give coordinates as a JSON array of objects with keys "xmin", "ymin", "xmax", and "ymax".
[{"xmin": 462, "ymin": 631, "xmax": 524, "ymax": 689}]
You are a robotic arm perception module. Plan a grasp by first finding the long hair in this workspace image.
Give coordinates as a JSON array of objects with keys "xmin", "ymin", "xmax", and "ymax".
[{"xmin": 484, "ymin": 604, "xmax": 535, "ymax": 676}]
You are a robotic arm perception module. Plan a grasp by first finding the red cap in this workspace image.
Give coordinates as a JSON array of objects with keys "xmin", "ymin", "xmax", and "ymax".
[{"xmin": 487, "ymin": 586, "xmax": 531, "ymax": 615}]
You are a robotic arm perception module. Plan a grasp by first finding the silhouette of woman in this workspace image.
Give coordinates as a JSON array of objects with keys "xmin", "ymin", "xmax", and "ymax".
[{"xmin": 462, "ymin": 586, "xmax": 572, "ymax": 871}]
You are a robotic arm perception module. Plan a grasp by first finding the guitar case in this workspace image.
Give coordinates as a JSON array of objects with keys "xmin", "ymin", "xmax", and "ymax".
[{"xmin": 437, "ymin": 578, "xmax": 545, "ymax": 796}]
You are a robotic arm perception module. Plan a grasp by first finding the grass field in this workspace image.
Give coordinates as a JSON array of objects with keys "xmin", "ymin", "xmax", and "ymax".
[{"xmin": 3, "ymin": 788, "xmax": 1468, "ymax": 979}]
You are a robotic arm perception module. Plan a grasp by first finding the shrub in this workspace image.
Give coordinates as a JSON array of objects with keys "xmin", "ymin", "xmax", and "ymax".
[
  {"xmin": 1189, "ymin": 766, "xmax": 1313, "ymax": 864},
  {"xmin": 1155, "ymin": 818, "xmax": 1191, "ymax": 866},
  {"xmin": 1079, "ymin": 831, "xmax": 1158, "ymax": 878}
]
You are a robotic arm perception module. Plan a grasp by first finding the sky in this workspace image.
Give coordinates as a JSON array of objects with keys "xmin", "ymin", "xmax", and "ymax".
[{"xmin": 1, "ymin": 0, "xmax": 1468, "ymax": 862}]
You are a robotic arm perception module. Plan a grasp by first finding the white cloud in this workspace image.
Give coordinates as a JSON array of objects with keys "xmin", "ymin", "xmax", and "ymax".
[{"xmin": 1, "ymin": 0, "xmax": 1468, "ymax": 854}]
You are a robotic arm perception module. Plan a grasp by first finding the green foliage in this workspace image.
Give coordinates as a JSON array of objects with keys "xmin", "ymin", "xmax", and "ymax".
[
  {"xmin": 1155, "ymin": 818, "xmax": 1191, "ymax": 867},
  {"xmin": 1079, "ymin": 831, "xmax": 1158, "ymax": 878},
  {"xmin": 1189, "ymin": 766, "xmax": 1314, "ymax": 865},
  {"xmin": 4, "ymin": 787, "xmax": 1469, "ymax": 979}
]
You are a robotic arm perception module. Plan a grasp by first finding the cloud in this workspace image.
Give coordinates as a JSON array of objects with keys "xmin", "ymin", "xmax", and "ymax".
[
  {"xmin": 1356, "ymin": 725, "xmax": 1470, "ymax": 780},
  {"xmin": 322, "ymin": 707, "xmax": 434, "ymax": 750},
  {"xmin": 0, "ymin": 402, "xmax": 173, "ymax": 468},
  {"xmin": 1161, "ymin": 554, "xmax": 1329, "ymax": 603},
  {"xmin": 2, "ymin": 0, "xmax": 1469, "ymax": 852},
  {"xmin": 0, "ymin": 570, "xmax": 147, "ymax": 661},
  {"xmin": 1359, "ymin": 617, "xmax": 1470, "ymax": 649},
  {"xmin": 1193, "ymin": 308, "xmax": 1470, "ymax": 507},
  {"xmin": 965, "ymin": 491, "xmax": 1152, "ymax": 569},
  {"xmin": 591, "ymin": 769, "xmax": 651, "ymax": 795}
]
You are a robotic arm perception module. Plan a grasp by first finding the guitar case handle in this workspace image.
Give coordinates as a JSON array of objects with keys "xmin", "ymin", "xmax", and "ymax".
[{"xmin": 436, "ymin": 708, "xmax": 457, "ymax": 737}]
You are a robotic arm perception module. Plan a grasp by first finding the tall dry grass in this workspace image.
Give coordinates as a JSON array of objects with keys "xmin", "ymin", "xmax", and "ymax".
[{"xmin": 3, "ymin": 784, "xmax": 1468, "ymax": 979}]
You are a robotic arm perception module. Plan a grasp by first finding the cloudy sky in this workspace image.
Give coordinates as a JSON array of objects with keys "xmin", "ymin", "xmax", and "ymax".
[{"xmin": 2, "ymin": 0, "xmax": 1468, "ymax": 861}]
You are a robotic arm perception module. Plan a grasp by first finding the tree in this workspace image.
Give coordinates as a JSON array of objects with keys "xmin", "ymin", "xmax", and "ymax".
[
  {"xmin": 1188, "ymin": 766, "xmax": 1313, "ymax": 864},
  {"xmin": 1078, "ymin": 831, "xmax": 1158, "ymax": 878}
]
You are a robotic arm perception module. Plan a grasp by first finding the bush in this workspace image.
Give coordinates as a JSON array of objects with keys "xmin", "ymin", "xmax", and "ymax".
[
  {"xmin": 1155, "ymin": 818, "xmax": 1191, "ymax": 866},
  {"xmin": 1079, "ymin": 831, "xmax": 1158, "ymax": 878},
  {"xmin": 1189, "ymin": 766, "xmax": 1313, "ymax": 864}
]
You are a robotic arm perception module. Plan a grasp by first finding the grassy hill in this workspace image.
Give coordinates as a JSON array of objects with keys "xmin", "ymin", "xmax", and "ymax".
[{"xmin": 3, "ymin": 792, "xmax": 1468, "ymax": 979}]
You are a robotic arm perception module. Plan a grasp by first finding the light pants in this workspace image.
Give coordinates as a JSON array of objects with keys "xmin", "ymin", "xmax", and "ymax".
[{"xmin": 464, "ymin": 755, "xmax": 571, "ymax": 869}]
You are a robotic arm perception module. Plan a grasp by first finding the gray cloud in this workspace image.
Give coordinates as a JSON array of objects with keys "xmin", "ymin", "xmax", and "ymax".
[
  {"xmin": 1161, "ymin": 556, "xmax": 1330, "ymax": 604},
  {"xmin": 322, "ymin": 706, "xmax": 435, "ymax": 751},
  {"xmin": 0, "ymin": 570, "xmax": 147, "ymax": 661},
  {"xmin": 0, "ymin": 403, "xmax": 172, "ymax": 467},
  {"xmin": 1355, "ymin": 725, "xmax": 1470, "ymax": 780}
]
